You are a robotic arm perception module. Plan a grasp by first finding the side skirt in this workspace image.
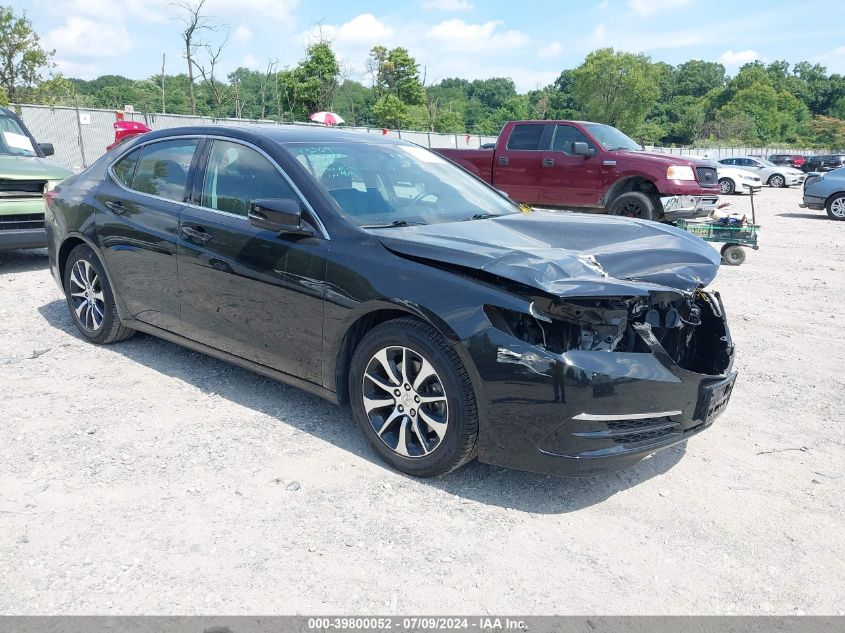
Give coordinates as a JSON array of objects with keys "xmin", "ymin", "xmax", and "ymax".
[{"xmin": 124, "ymin": 319, "xmax": 341, "ymax": 406}]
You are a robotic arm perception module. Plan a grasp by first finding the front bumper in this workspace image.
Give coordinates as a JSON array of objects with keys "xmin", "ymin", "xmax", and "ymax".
[
  {"xmin": 660, "ymin": 194, "xmax": 720, "ymax": 220},
  {"xmin": 468, "ymin": 300, "xmax": 735, "ymax": 477},
  {"xmin": 783, "ymin": 174, "xmax": 805, "ymax": 186}
]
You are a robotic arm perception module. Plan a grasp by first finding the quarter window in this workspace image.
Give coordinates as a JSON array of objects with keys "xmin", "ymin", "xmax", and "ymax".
[
  {"xmin": 132, "ymin": 139, "xmax": 199, "ymax": 202},
  {"xmin": 112, "ymin": 148, "xmax": 141, "ymax": 187},
  {"xmin": 201, "ymin": 140, "xmax": 297, "ymax": 216},
  {"xmin": 506, "ymin": 124, "xmax": 544, "ymax": 151}
]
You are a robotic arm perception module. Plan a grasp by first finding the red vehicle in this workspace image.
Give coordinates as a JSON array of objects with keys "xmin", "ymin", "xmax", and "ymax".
[
  {"xmin": 106, "ymin": 120, "xmax": 151, "ymax": 151},
  {"xmin": 435, "ymin": 120, "xmax": 720, "ymax": 222}
]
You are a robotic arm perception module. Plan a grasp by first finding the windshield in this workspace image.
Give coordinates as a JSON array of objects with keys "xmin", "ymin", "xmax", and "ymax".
[
  {"xmin": 581, "ymin": 123, "xmax": 641, "ymax": 151},
  {"xmin": 0, "ymin": 116, "xmax": 37, "ymax": 157},
  {"xmin": 286, "ymin": 142, "xmax": 519, "ymax": 227}
]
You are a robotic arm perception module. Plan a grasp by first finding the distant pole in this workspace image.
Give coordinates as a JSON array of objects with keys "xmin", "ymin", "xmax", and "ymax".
[{"xmin": 160, "ymin": 53, "xmax": 166, "ymax": 114}]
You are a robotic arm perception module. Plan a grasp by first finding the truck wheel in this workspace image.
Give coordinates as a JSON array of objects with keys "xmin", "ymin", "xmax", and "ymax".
[
  {"xmin": 719, "ymin": 178, "xmax": 735, "ymax": 195},
  {"xmin": 721, "ymin": 244, "xmax": 746, "ymax": 266},
  {"xmin": 608, "ymin": 192, "xmax": 658, "ymax": 221}
]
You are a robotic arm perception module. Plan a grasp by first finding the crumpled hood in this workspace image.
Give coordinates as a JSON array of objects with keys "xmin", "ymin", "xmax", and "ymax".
[
  {"xmin": 0, "ymin": 156, "xmax": 73, "ymax": 180},
  {"xmin": 375, "ymin": 211, "xmax": 721, "ymax": 297}
]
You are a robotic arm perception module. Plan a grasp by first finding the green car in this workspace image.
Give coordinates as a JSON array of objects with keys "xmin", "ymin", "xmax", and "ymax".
[{"xmin": 0, "ymin": 106, "xmax": 73, "ymax": 251}]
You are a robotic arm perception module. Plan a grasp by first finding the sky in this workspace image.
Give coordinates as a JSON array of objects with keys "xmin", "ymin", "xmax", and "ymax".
[{"xmin": 15, "ymin": 0, "xmax": 845, "ymax": 92}]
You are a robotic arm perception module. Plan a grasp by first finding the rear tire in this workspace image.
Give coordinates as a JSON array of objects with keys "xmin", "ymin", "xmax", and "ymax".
[
  {"xmin": 348, "ymin": 317, "xmax": 478, "ymax": 477},
  {"xmin": 608, "ymin": 192, "xmax": 658, "ymax": 221},
  {"xmin": 63, "ymin": 244, "xmax": 135, "ymax": 344},
  {"xmin": 827, "ymin": 194, "xmax": 845, "ymax": 221},
  {"xmin": 721, "ymin": 244, "xmax": 746, "ymax": 266},
  {"xmin": 719, "ymin": 178, "xmax": 735, "ymax": 195}
]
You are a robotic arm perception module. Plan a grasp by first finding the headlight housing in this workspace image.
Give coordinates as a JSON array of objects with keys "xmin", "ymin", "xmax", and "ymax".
[
  {"xmin": 667, "ymin": 165, "xmax": 696, "ymax": 181},
  {"xmin": 46, "ymin": 179, "xmax": 62, "ymax": 192}
]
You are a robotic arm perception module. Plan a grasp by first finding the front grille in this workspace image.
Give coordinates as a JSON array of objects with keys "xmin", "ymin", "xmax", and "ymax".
[
  {"xmin": 614, "ymin": 428, "xmax": 676, "ymax": 445},
  {"xmin": 0, "ymin": 179, "xmax": 46, "ymax": 199},
  {"xmin": 695, "ymin": 167, "xmax": 718, "ymax": 187},
  {"xmin": 0, "ymin": 213, "xmax": 45, "ymax": 231},
  {"xmin": 606, "ymin": 416, "xmax": 679, "ymax": 445}
]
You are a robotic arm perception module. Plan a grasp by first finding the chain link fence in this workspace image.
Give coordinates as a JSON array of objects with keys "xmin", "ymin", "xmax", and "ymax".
[
  {"xmin": 10, "ymin": 103, "xmax": 830, "ymax": 171},
  {"xmin": 11, "ymin": 104, "xmax": 499, "ymax": 171}
]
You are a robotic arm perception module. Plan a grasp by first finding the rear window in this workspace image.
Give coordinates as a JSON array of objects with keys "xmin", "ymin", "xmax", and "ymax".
[{"xmin": 506, "ymin": 124, "xmax": 544, "ymax": 151}]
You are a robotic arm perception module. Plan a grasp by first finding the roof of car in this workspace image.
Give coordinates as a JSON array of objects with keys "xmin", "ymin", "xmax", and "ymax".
[{"xmin": 140, "ymin": 124, "xmax": 408, "ymax": 146}]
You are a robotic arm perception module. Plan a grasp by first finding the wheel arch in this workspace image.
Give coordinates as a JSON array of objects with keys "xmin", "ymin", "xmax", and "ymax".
[
  {"xmin": 825, "ymin": 190, "xmax": 845, "ymax": 207},
  {"xmin": 57, "ymin": 233, "xmax": 130, "ymax": 320},
  {"xmin": 331, "ymin": 301, "xmax": 479, "ymax": 407},
  {"xmin": 602, "ymin": 176, "xmax": 660, "ymax": 208}
]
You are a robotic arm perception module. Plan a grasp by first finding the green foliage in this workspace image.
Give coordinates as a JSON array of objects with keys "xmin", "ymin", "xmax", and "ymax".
[
  {"xmin": 10, "ymin": 31, "xmax": 845, "ymax": 148},
  {"xmin": 0, "ymin": 85, "xmax": 8, "ymax": 106},
  {"xmin": 571, "ymin": 48, "xmax": 660, "ymax": 135},
  {"xmin": 0, "ymin": 5, "xmax": 53, "ymax": 100}
]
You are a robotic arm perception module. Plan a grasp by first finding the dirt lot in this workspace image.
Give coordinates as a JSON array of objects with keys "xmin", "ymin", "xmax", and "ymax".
[{"xmin": 1, "ymin": 186, "xmax": 843, "ymax": 614}]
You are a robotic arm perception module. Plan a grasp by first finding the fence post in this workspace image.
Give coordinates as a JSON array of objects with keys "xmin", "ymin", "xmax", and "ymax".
[{"xmin": 74, "ymin": 99, "xmax": 87, "ymax": 169}]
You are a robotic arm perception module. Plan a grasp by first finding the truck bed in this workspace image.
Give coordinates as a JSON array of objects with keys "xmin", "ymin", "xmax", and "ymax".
[{"xmin": 434, "ymin": 148, "xmax": 494, "ymax": 182}]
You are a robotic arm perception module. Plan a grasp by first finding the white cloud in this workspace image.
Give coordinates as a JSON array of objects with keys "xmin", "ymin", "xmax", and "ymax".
[
  {"xmin": 627, "ymin": 0, "xmax": 691, "ymax": 16},
  {"xmin": 592, "ymin": 23, "xmax": 607, "ymax": 44},
  {"xmin": 538, "ymin": 42, "xmax": 562, "ymax": 59},
  {"xmin": 336, "ymin": 14, "xmax": 395, "ymax": 44},
  {"xmin": 44, "ymin": 16, "xmax": 132, "ymax": 58},
  {"xmin": 426, "ymin": 20, "xmax": 530, "ymax": 53},
  {"xmin": 52, "ymin": 59, "xmax": 103, "ymax": 80},
  {"xmin": 719, "ymin": 49, "xmax": 759, "ymax": 67},
  {"xmin": 240, "ymin": 54, "xmax": 260, "ymax": 69},
  {"xmin": 811, "ymin": 46, "xmax": 845, "ymax": 74},
  {"xmin": 423, "ymin": 0, "xmax": 474, "ymax": 10},
  {"xmin": 233, "ymin": 25, "xmax": 252, "ymax": 45},
  {"xmin": 204, "ymin": 0, "xmax": 300, "ymax": 25}
]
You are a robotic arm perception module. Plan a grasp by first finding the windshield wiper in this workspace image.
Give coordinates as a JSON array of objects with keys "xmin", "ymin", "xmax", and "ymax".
[
  {"xmin": 461, "ymin": 212, "xmax": 501, "ymax": 221},
  {"xmin": 361, "ymin": 219, "xmax": 427, "ymax": 229}
]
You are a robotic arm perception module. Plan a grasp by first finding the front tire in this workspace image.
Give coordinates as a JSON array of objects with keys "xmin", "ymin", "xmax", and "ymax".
[
  {"xmin": 827, "ymin": 194, "xmax": 845, "ymax": 221},
  {"xmin": 608, "ymin": 192, "xmax": 658, "ymax": 221},
  {"xmin": 63, "ymin": 244, "xmax": 135, "ymax": 344},
  {"xmin": 769, "ymin": 174, "xmax": 786, "ymax": 188},
  {"xmin": 719, "ymin": 178, "xmax": 735, "ymax": 195},
  {"xmin": 349, "ymin": 317, "xmax": 478, "ymax": 477}
]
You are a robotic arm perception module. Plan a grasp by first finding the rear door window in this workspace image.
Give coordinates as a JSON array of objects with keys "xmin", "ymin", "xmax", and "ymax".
[
  {"xmin": 506, "ymin": 124, "xmax": 545, "ymax": 151},
  {"xmin": 131, "ymin": 139, "xmax": 199, "ymax": 202}
]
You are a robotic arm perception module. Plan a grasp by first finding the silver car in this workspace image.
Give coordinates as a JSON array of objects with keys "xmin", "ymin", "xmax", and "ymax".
[
  {"xmin": 718, "ymin": 156, "xmax": 805, "ymax": 188},
  {"xmin": 801, "ymin": 167, "xmax": 845, "ymax": 221}
]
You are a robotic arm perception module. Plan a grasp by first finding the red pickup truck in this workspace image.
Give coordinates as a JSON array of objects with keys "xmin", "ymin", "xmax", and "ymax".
[{"xmin": 435, "ymin": 120, "xmax": 720, "ymax": 222}]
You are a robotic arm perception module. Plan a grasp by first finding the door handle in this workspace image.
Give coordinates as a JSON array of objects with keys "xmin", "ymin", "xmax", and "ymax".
[
  {"xmin": 104, "ymin": 200, "xmax": 125, "ymax": 214},
  {"xmin": 181, "ymin": 225, "xmax": 211, "ymax": 244},
  {"xmin": 542, "ymin": 158, "xmax": 555, "ymax": 167},
  {"xmin": 497, "ymin": 156, "xmax": 508, "ymax": 166}
]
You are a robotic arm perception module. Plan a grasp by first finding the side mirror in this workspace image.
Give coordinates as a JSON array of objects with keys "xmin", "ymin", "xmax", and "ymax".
[
  {"xmin": 38, "ymin": 143, "xmax": 55, "ymax": 157},
  {"xmin": 248, "ymin": 198, "xmax": 314, "ymax": 236},
  {"xmin": 572, "ymin": 142, "xmax": 595, "ymax": 157}
]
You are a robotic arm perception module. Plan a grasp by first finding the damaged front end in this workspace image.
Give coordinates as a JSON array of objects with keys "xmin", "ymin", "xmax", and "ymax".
[{"xmin": 472, "ymin": 288, "xmax": 736, "ymax": 476}]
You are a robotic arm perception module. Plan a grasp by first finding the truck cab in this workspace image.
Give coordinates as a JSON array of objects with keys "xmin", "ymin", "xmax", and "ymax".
[{"xmin": 435, "ymin": 120, "xmax": 719, "ymax": 222}]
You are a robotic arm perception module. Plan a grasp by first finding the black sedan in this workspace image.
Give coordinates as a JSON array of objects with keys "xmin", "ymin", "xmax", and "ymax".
[{"xmin": 45, "ymin": 125, "xmax": 736, "ymax": 477}]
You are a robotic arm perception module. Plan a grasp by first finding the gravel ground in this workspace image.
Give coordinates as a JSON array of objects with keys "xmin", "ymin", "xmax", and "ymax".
[{"xmin": 1, "ymin": 186, "xmax": 843, "ymax": 615}]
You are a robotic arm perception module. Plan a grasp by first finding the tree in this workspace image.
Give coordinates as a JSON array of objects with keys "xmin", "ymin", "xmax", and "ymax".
[
  {"xmin": 674, "ymin": 60, "xmax": 725, "ymax": 98},
  {"xmin": 571, "ymin": 48, "xmax": 660, "ymax": 134},
  {"xmin": 173, "ymin": 0, "xmax": 220, "ymax": 115},
  {"xmin": 295, "ymin": 41, "xmax": 340, "ymax": 115},
  {"xmin": 371, "ymin": 93, "xmax": 406, "ymax": 128},
  {"xmin": 369, "ymin": 46, "xmax": 424, "ymax": 106},
  {"xmin": 0, "ymin": 5, "xmax": 53, "ymax": 101}
]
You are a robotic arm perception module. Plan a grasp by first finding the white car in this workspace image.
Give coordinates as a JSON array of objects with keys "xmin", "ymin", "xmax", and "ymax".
[
  {"xmin": 718, "ymin": 156, "xmax": 805, "ymax": 188},
  {"xmin": 717, "ymin": 165, "xmax": 763, "ymax": 195}
]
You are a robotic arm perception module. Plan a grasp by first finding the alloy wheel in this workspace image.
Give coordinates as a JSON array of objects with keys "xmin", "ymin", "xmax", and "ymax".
[
  {"xmin": 831, "ymin": 197, "xmax": 845, "ymax": 218},
  {"xmin": 69, "ymin": 259, "xmax": 105, "ymax": 331},
  {"xmin": 618, "ymin": 200, "xmax": 646, "ymax": 218},
  {"xmin": 361, "ymin": 346, "xmax": 448, "ymax": 458},
  {"xmin": 770, "ymin": 175, "xmax": 785, "ymax": 188}
]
